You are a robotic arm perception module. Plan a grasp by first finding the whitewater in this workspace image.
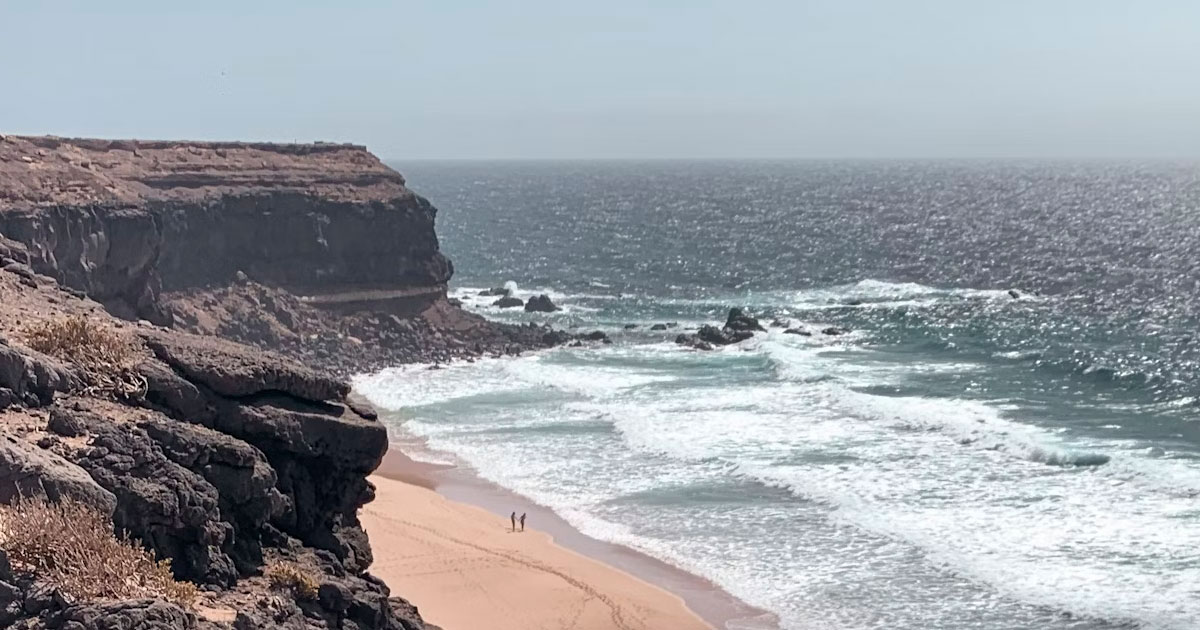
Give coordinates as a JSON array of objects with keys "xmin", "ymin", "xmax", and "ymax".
[
  {"xmin": 355, "ymin": 281, "xmax": 1197, "ymax": 630},
  {"xmin": 358, "ymin": 159, "xmax": 1200, "ymax": 630}
]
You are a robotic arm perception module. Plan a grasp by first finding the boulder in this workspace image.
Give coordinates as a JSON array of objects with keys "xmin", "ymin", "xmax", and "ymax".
[
  {"xmin": 702, "ymin": 325, "xmax": 752, "ymax": 345},
  {"xmin": 140, "ymin": 330, "xmax": 347, "ymax": 402},
  {"xmin": 0, "ymin": 340, "xmax": 80, "ymax": 407},
  {"xmin": 480, "ymin": 287, "xmax": 511, "ymax": 297},
  {"xmin": 1008, "ymin": 289, "xmax": 1022, "ymax": 299},
  {"xmin": 582, "ymin": 331, "xmax": 608, "ymax": 342},
  {"xmin": 649, "ymin": 323, "xmax": 668, "ymax": 331},
  {"xmin": 523, "ymin": 295, "xmax": 559, "ymax": 313},
  {"xmin": 784, "ymin": 327, "xmax": 812, "ymax": 336},
  {"xmin": 822, "ymin": 326, "xmax": 849, "ymax": 336},
  {"xmin": 723, "ymin": 308, "xmax": 765, "ymax": 333},
  {"xmin": 623, "ymin": 324, "xmax": 638, "ymax": 330},
  {"xmin": 0, "ymin": 434, "xmax": 116, "ymax": 516},
  {"xmin": 492, "ymin": 296, "xmax": 523, "ymax": 309}
]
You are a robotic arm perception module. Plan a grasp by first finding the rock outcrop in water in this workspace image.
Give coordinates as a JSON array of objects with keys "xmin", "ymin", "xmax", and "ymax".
[
  {"xmin": 523, "ymin": 294, "xmax": 559, "ymax": 313},
  {"xmin": 674, "ymin": 308, "xmax": 762, "ymax": 350}
]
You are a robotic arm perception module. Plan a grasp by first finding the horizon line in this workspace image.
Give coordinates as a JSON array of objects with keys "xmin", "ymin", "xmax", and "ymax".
[{"xmin": 383, "ymin": 155, "xmax": 1200, "ymax": 163}]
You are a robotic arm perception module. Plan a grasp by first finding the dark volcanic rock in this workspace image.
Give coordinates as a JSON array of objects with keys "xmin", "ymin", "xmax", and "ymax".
[
  {"xmin": 52, "ymin": 407, "xmax": 239, "ymax": 586},
  {"xmin": 479, "ymin": 287, "xmax": 510, "ymax": 297},
  {"xmin": 822, "ymin": 326, "xmax": 849, "ymax": 336},
  {"xmin": 0, "ymin": 339, "xmax": 79, "ymax": 407},
  {"xmin": 141, "ymin": 330, "xmax": 347, "ymax": 402},
  {"xmin": 492, "ymin": 296, "xmax": 523, "ymax": 309},
  {"xmin": 649, "ymin": 323, "xmax": 668, "ymax": 331},
  {"xmin": 583, "ymin": 331, "xmax": 609, "ymax": 342},
  {"xmin": 137, "ymin": 417, "xmax": 285, "ymax": 575},
  {"xmin": 0, "ymin": 137, "xmax": 451, "ymax": 325},
  {"xmin": 22, "ymin": 598, "xmax": 197, "ymax": 630},
  {"xmin": 673, "ymin": 333, "xmax": 715, "ymax": 352},
  {"xmin": 724, "ymin": 307, "xmax": 765, "ymax": 333},
  {"xmin": 523, "ymin": 294, "xmax": 559, "ymax": 313},
  {"xmin": 784, "ymin": 327, "xmax": 813, "ymax": 336},
  {"xmin": 0, "ymin": 433, "xmax": 116, "ymax": 516}
]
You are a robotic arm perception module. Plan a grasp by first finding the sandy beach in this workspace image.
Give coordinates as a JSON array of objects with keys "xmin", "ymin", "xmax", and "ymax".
[{"xmin": 361, "ymin": 453, "xmax": 739, "ymax": 630}]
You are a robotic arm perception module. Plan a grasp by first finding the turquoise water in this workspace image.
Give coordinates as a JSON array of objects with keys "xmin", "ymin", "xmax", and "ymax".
[{"xmin": 358, "ymin": 161, "xmax": 1200, "ymax": 630}]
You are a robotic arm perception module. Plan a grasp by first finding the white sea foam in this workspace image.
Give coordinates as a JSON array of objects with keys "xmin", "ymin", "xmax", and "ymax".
[{"xmin": 359, "ymin": 314, "xmax": 1200, "ymax": 630}]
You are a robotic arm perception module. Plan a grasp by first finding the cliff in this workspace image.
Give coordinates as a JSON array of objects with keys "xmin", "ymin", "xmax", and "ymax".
[
  {"xmin": 0, "ymin": 252, "xmax": 429, "ymax": 629},
  {"xmin": 0, "ymin": 135, "xmax": 568, "ymax": 373},
  {"xmin": 0, "ymin": 135, "xmax": 450, "ymax": 325},
  {"xmin": 0, "ymin": 136, "xmax": 574, "ymax": 629}
]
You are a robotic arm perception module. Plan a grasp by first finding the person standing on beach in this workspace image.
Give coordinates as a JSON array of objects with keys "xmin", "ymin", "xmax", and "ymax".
[
  {"xmin": 519, "ymin": 512, "xmax": 526, "ymax": 532},
  {"xmin": 511, "ymin": 511, "xmax": 517, "ymax": 532}
]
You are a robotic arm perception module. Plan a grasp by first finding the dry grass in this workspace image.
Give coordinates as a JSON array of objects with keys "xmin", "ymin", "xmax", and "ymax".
[
  {"xmin": 21, "ymin": 314, "xmax": 147, "ymax": 399},
  {"xmin": 265, "ymin": 562, "xmax": 320, "ymax": 601},
  {"xmin": 0, "ymin": 495, "xmax": 198, "ymax": 606}
]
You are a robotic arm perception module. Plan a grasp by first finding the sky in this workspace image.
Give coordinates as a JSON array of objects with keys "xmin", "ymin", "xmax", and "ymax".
[{"xmin": 2, "ymin": 1, "xmax": 1198, "ymax": 159}]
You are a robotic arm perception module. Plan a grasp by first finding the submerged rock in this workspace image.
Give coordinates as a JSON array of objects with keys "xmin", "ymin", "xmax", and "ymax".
[
  {"xmin": 784, "ymin": 327, "xmax": 812, "ymax": 336},
  {"xmin": 493, "ymin": 296, "xmax": 523, "ymax": 308},
  {"xmin": 674, "ymin": 333, "xmax": 715, "ymax": 351},
  {"xmin": 822, "ymin": 326, "xmax": 849, "ymax": 336},
  {"xmin": 649, "ymin": 323, "xmax": 668, "ymax": 331},
  {"xmin": 480, "ymin": 287, "xmax": 511, "ymax": 297}
]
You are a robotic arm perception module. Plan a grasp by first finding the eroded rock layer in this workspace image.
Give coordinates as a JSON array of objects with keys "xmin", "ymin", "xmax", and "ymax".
[
  {"xmin": 0, "ymin": 135, "xmax": 450, "ymax": 324},
  {"xmin": 0, "ymin": 265, "xmax": 432, "ymax": 630}
]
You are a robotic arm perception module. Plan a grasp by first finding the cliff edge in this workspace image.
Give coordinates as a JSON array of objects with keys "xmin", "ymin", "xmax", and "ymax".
[
  {"xmin": 0, "ymin": 245, "xmax": 430, "ymax": 629},
  {"xmin": 0, "ymin": 135, "xmax": 567, "ymax": 372},
  {"xmin": 0, "ymin": 136, "xmax": 570, "ymax": 629}
]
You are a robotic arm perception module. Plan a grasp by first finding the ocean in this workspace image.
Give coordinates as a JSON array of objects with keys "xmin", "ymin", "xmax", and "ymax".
[{"xmin": 356, "ymin": 160, "xmax": 1200, "ymax": 630}]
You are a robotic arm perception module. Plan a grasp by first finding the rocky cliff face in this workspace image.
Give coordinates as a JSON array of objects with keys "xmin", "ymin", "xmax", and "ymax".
[
  {"xmin": 0, "ymin": 135, "xmax": 567, "ymax": 374},
  {"xmin": 0, "ymin": 253, "xmax": 430, "ymax": 629},
  {"xmin": 0, "ymin": 136, "xmax": 584, "ymax": 630},
  {"xmin": 0, "ymin": 135, "xmax": 451, "ymax": 324}
]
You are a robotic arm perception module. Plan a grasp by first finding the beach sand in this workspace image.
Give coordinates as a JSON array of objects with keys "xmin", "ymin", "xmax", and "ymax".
[{"xmin": 361, "ymin": 452, "xmax": 769, "ymax": 630}]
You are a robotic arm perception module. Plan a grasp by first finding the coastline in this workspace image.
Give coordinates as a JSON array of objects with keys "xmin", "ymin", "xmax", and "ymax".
[{"xmin": 363, "ymin": 449, "xmax": 778, "ymax": 630}]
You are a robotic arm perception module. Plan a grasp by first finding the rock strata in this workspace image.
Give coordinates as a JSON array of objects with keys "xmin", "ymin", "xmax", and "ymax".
[
  {"xmin": 0, "ymin": 265, "xmax": 434, "ymax": 629},
  {"xmin": 0, "ymin": 136, "xmax": 566, "ymax": 375},
  {"xmin": 0, "ymin": 137, "xmax": 478, "ymax": 629}
]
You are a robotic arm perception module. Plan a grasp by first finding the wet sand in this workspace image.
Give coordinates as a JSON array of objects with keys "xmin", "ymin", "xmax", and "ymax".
[{"xmin": 363, "ymin": 450, "xmax": 777, "ymax": 630}]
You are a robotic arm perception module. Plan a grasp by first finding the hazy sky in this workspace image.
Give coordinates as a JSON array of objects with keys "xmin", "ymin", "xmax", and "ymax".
[{"xmin": 2, "ymin": 1, "xmax": 1198, "ymax": 159}]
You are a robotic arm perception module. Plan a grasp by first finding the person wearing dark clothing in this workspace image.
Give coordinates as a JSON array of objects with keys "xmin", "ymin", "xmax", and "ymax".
[
  {"xmin": 511, "ymin": 511, "xmax": 517, "ymax": 532},
  {"xmin": 519, "ymin": 512, "xmax": 526, "ymax": 532}
]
